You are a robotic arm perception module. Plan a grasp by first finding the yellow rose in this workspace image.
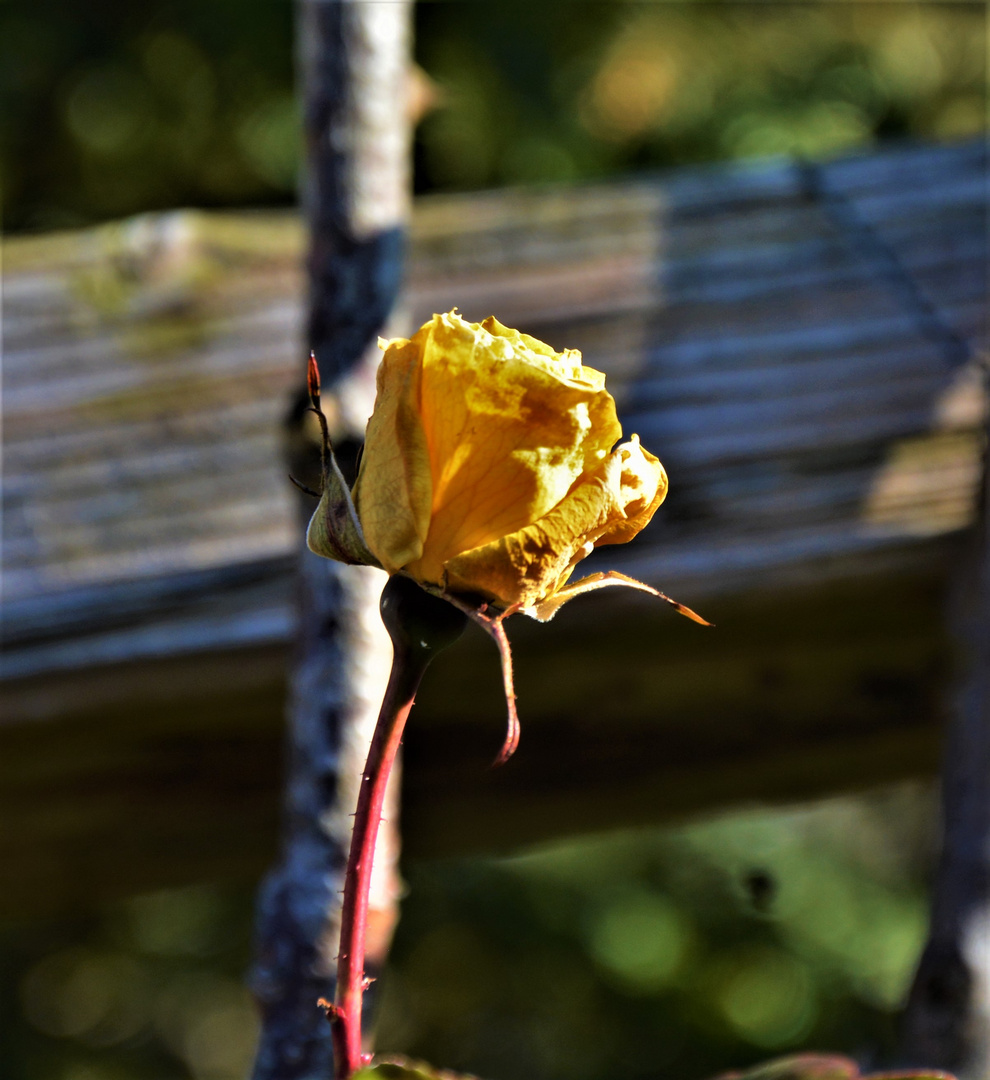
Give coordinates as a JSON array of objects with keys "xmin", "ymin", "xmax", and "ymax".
[
  {"xmin": 308, "ymin": 310, "xmax": 669, "ymax": 618},
  {"xmin": 304, "ymin": 310, "xmax": 707, "ymax": 762}
]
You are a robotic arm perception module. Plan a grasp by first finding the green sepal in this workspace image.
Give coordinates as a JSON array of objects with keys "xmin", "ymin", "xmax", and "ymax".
[{"xmin": 305, "ymin": 445, "xmax": 382, "ymax": 568}]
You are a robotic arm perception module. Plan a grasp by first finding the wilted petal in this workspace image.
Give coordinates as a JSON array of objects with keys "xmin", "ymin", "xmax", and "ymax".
[
  {"xmin": 443, "ymin": 433, "xmax": 667, "ymax": 610},
  {"xmin": 594, "ymin": 435, "xmax": 668, "ymax": 547},
  {"xmin": 405, "ymin": 312, "xmax": 622, "ymax": 585},
  {"xmin": 442, "ymin": 472, "xmax": 614, "ymax": 610}
]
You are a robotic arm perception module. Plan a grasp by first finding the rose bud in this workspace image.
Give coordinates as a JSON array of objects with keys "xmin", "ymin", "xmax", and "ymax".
[{"xmin": 305, "ymin": 310, "xmax": 708, "ymax": 761}]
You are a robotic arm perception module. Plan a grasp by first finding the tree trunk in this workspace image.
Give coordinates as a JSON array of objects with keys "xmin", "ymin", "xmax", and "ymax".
[{"xmin": 250, "ymin": 3, "xmax": 413, "ymax": 1077}]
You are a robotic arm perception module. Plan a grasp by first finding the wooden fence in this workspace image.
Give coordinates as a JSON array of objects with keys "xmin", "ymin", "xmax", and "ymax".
[{"xmin": 1, "ymin": 137, "xmax": 986, "ymax": 918}]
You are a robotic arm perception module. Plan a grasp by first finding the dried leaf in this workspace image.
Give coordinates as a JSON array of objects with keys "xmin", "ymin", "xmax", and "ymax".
[{"xmin": 528, "ymin": 569, "xmax": 712, "ymax": 625}]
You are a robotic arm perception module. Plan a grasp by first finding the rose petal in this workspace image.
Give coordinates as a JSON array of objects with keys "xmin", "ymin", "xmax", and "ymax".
[
  {"xmin": 594, "ymin": 435, "xmax": 668, "ymax": 546},
  {"xmin": 405, "ymin": 312, "xmax": 622, "ymax": 584},
  {"xmin": 353, "ymin": 334, "xmax": 432, "ymax": 573},
  {"xmin": 442, "ymin": 432, "xmax": 665, "ymax": 610}
]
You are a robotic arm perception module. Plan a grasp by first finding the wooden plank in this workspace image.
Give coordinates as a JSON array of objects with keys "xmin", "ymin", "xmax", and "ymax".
[{"xmin": 3, "ymin": 137, "xmax": 984, "ymax": 674}]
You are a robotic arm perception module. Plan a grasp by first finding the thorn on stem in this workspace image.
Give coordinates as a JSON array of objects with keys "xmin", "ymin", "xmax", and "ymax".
[
  {"xmin": 317, "ymin": 997, "xmax": 343, "ymax": 1022},
  {"xmin": 288, "ymin": 473, "xmax": 321, "ymax": 498}
]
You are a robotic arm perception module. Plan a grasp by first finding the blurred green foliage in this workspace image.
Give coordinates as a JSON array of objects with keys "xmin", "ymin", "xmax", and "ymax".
[
  {"xmin": 376, "ymin": 786, "xmax": 936, "ymax": 1080},
  {"xmin": 1, "ymin": 0, "xmax": 297, "ymax": 232},
  {"xmin": 1, "ymin": 1, "xmax": 985, "ymax": 232},
  {"xmin": 414, "ymin": 1, "xmax": 985, "ymax": 192},
  {"xmin": 1, "ymin": 883, "xmax": 259, "ymax": 1080},
  {"xmin": 1, "ymin": 786, "xmax": 935, "ymax": 1080}
]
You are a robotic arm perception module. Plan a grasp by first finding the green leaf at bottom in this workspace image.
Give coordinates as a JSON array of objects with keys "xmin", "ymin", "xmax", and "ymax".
[
  {"xmin": 354, "ymin": 1058, "xmax": 480, "ymax": 1080},
  {"xmin": 709, "ymin": 1053, "xmax": 958, "ymax": 1080}
]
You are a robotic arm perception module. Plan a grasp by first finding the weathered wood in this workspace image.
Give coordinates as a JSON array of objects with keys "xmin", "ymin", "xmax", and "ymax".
[{"xmin": 1, "ymin": 138, "xmax": 986, "ymax": 917}]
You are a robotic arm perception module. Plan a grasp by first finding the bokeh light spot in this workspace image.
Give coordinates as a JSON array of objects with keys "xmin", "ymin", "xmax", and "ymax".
[
  {"xmin": 716, "ymin": 946, "xmax": 817, "ymax": 1048},
  {"xmin": 64, "ymin": 67, "xmax": 154, "ymax": 157},
  {"xmin": 182, "ymin": 990, "xmax": 259, "ymax": 1079},
  {"xmin": 236, "ymin": 94, "xmax": 300, "ymax": 189},
  {"xmin": 588, "ymin": 891, "xmax": 689, "ymax": 992},
  {"xmin": 586, "ymin": 43, "xmax": 677, "ymax": 140},
  {"xmin": 21, "ymin": 948, "xmax": 152, "ymax": 1045}
]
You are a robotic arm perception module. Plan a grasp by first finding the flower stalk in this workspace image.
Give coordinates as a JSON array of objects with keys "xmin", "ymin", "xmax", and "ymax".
[
  {"xmin": 329, "ymin": 575, "xmax": 466, "ymax": 1080},
  {"xmin": 302, "ymin": 315, "xmax": 711, "ymax": 1077}
]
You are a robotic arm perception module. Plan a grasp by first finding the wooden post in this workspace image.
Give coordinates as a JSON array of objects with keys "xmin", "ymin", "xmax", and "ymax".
[
  {"xmin": 901, "ymin": 397, "xmax": 990, "ymax": 1076},
  {"xmin": 250, "ymin": 3, "xmax": 413, "ymax": 1077}
]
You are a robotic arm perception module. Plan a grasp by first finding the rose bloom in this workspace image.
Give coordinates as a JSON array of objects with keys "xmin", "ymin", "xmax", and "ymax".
[{"xmin": 308, "ymin": 310, "xmax": 668, "ymax": 620}]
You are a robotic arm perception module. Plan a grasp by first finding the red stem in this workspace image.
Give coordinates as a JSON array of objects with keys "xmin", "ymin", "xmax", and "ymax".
[{"xmin": 331, "ymin": 645, "xmax": 425, "ymax": 1079}]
